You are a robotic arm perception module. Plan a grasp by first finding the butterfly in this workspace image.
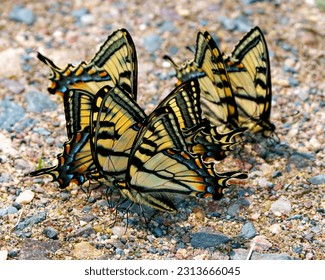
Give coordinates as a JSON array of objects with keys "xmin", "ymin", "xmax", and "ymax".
[
  {"xmin": 114, "ymin": 105, "xmax": 247, "ymax": 213},
  {"xmin": 164, "ymin": 27, "xmax": 276, "ymax": 138},
  {"xmin": 30, "ymin": 29, "xmax": 138, "ymax": 188},
  {"xmin": 164, "ymin": 31, "xmax": 239, "ymax": 133},
  {"xmin": 31, "ymin": 73, "xmax": 247, "ymax": 215},
  {"xmin": 224, "ymin": 26, "xmax": 276, "ymax": 138}
]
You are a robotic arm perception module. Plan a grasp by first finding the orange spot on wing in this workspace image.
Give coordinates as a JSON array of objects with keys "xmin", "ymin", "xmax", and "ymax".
[
  {"xmin": 99, "ymin": 71, "xmax": 108, "ymax": 77},
  {"xmin": 195, "ymin": 158, "xmax": 203, "ymax": 169},
  {"xmin": 65, "ymin": 144, "xmax": 71, "ymax": 154},
  {"xmin": 75, "ymin": 67, "xmax": 84, "ymax": 76},
  {"xmin": 75, "ymin": 133, "xmax": 82, "ymax": 142},
  {"xmin": 237, "ymin": 63, "xmax": 244, "ymax": 69},
  {"xmin": 63, "ymin": 68, "xmax": 71, "ymax": 76},
  {"xmin": 181, "ymin": 151, "xmax": 190, "ymax": 160}
]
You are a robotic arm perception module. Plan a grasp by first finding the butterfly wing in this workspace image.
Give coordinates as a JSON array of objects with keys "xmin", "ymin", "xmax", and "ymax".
[
  {"xmin": 157, "ymin": 79, "xmax": 244, "ymax": 160},
  {"xmin": 116, "ymin": 106, "xmax": 247, "ymax": 212},
  {"xmin": 164, "ymin": 32, "xmax": 239, "ymax": 132},
  {"xmin": 90, "ymin": 85, "xmax": 146, "ymax": 182},
  {"xmin": 225, "ymin": 26, "xmax": 275, "ymax": 136},
  {"xmin": 196, "ymin": 31, "xmax": 238, "ymax": 130},
  {"xmin": 37, "ymin": 28, "xmax": 137, "ymax": 137},
  {"xmin": 90, "ymin": 28, "xmax": 138, "ymax": 98}
]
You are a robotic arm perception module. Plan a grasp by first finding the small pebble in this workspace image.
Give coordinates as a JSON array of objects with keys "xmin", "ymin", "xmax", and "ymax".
[
  {"xmin": 72, "ymin": 242, "xmax": 102, "ymax": 259},
  {"xmin": 176, "ymin": 248, "xmax": 187, "ymax": 259},
  {"xmin": 251, "ymin": 213, "xmax": 260, "ymax": 221},
  {"xmin": 75, "ymin": 224, "xmax": 96, "ymax": 237},
  {"xmin": 289, "ymin": 214, "xmax": 302, "ymax": 220},
  {"xmin": 293, "ymin": 246, "xmax": 303, "ymax": 254},
  {"xmin": 15, "ymin": 212, "xmax": 46, "ymax": 230},
  {"xmin": 257, "ymin": 177, "xmax": 270, "ymax": 188},
  {"xmin": 0, "ymin": 98, "xmax": 25, "ymax": 131},
  {"xmin": 15, "ymin": 190, "xmax": 35, "ymax": 204},
  {"xmin": 158, "ymin": 21, "xmax": 175, "ymax": 32},
  {"xmin": 238, "ymin": 222, "xmax": 256, "ymax": 239},
  {"xmin": 142, "ymin": 34, "xmax": 163, "ymax": 53},
  {"xmin": 8, "ymin": 250, "xmax": 18, "ymax": 258},
  {"xmin": 24, "ymin": 91, "xmax": 57, "ymax": 113},
  {"xmin": 288, "ymin": 76, "xmax": 299, "ymax": 87},
  {"xmin": 71, "ymin": 8, "xmax": 89, "ymax": 19},
  {"xmin": 80, "ymin": 14, "xmax": 95, "ymax": 26},
  {"xmin": 0, "ymin": 78, "xmax": 25, "ymax": 94},
  {"xmin": 111, "ymin": 226, "xmax": 126, "ymax": 238},
  {"xmin": 295, "ymin": 88, "xmax": 309, "ymax": 101},
  {"xmin": 304, "ymin": 201, "xmax": 312, "ymax": 209},
  {"xmin": 33, "ymin": 127, "xmax": 51, "ymax": 136},
  {"xmin": 272, "ymin": 171, "xmax": 282, "ymax": 178},
  {"xmin": 269, "ymin": 224, "xmax": 282, "ymax": 234},
  {"xmin": 252, "ymin": 235, "xmax": 272, "ymax": 252},
  {"xmin": 152, "ymin": 227, "xmax": 163, "ymax": 237},
  {"xmin": 14, "ymin": 158, "xmax": 35, "ymax": 173},
  {"xmin": 9, "ymin": 5, "xmax": 36, "ymax": 25},
  {"xmin": 231, "ymin": 248, "xmax": 291, "ymax": 260},
  {"xmin": 6, "ymin": 206, "xmax": 18, "ymax": 215},
  {"xmin": 227, "ymin": 198, "xmax": 250, "ymax": 216},
  {"xmin": 220, "ymin": 17, "xmax": 237, "ymax": 31},
  {"xmin": 149, "ymin": 246, "xmax": 158, "ymax": 254},
  {"xmin": 0, "ymin": 173, "xmax": 11, "ymax": 183},
  {"xmin": 307, "ymin": 174, "xmax": 325, "ymax": 185},
  {"xmin": 234, "ymin": 15, "xmax": 252, "ymax": 32},
  {"xmin": 115, "ymin": 248, "xmax": 124, "ymax": 255},
  {"xmin": 191, "ymin": 232, "xmax": 230, "ymax": 248},
  {"xmin": 43, "ymin": 227, "xmax": 58, "ymax": 239},
  {"xmin": 270, "ymin": 197, "xmax": 292, "ymax": 215},
  {"xmin": 0, "ymin": 209, "xmax": 8, "ymax": 217}
]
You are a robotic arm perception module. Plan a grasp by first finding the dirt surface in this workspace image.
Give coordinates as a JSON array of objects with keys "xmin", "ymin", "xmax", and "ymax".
[{"xmin": 0, "ymin": 0, "xmax": 324, "ymax": 260}]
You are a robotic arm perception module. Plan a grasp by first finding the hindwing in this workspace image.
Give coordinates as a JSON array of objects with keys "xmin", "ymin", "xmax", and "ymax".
[{"xmin": 29, "ymin": 131, "xmax": 100, "ymax": 188}]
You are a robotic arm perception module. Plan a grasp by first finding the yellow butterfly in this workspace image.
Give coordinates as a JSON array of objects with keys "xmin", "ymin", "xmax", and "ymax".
[
  {"xmin": 164, "ymin": 31, "xmax": 239, "ymax": 132},
  {"xmin": 164, "ymin": 27, "xmax": 276, "ymax": 138},
  {"xmin": 30, "ymin": 29, "xmax": 138, "ymax": 188}
]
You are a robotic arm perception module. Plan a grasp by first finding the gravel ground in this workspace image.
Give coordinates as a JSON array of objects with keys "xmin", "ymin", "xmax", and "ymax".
[{"xmin": 0, "ymin": 0, "xmax": 324, "ymax": 260}]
